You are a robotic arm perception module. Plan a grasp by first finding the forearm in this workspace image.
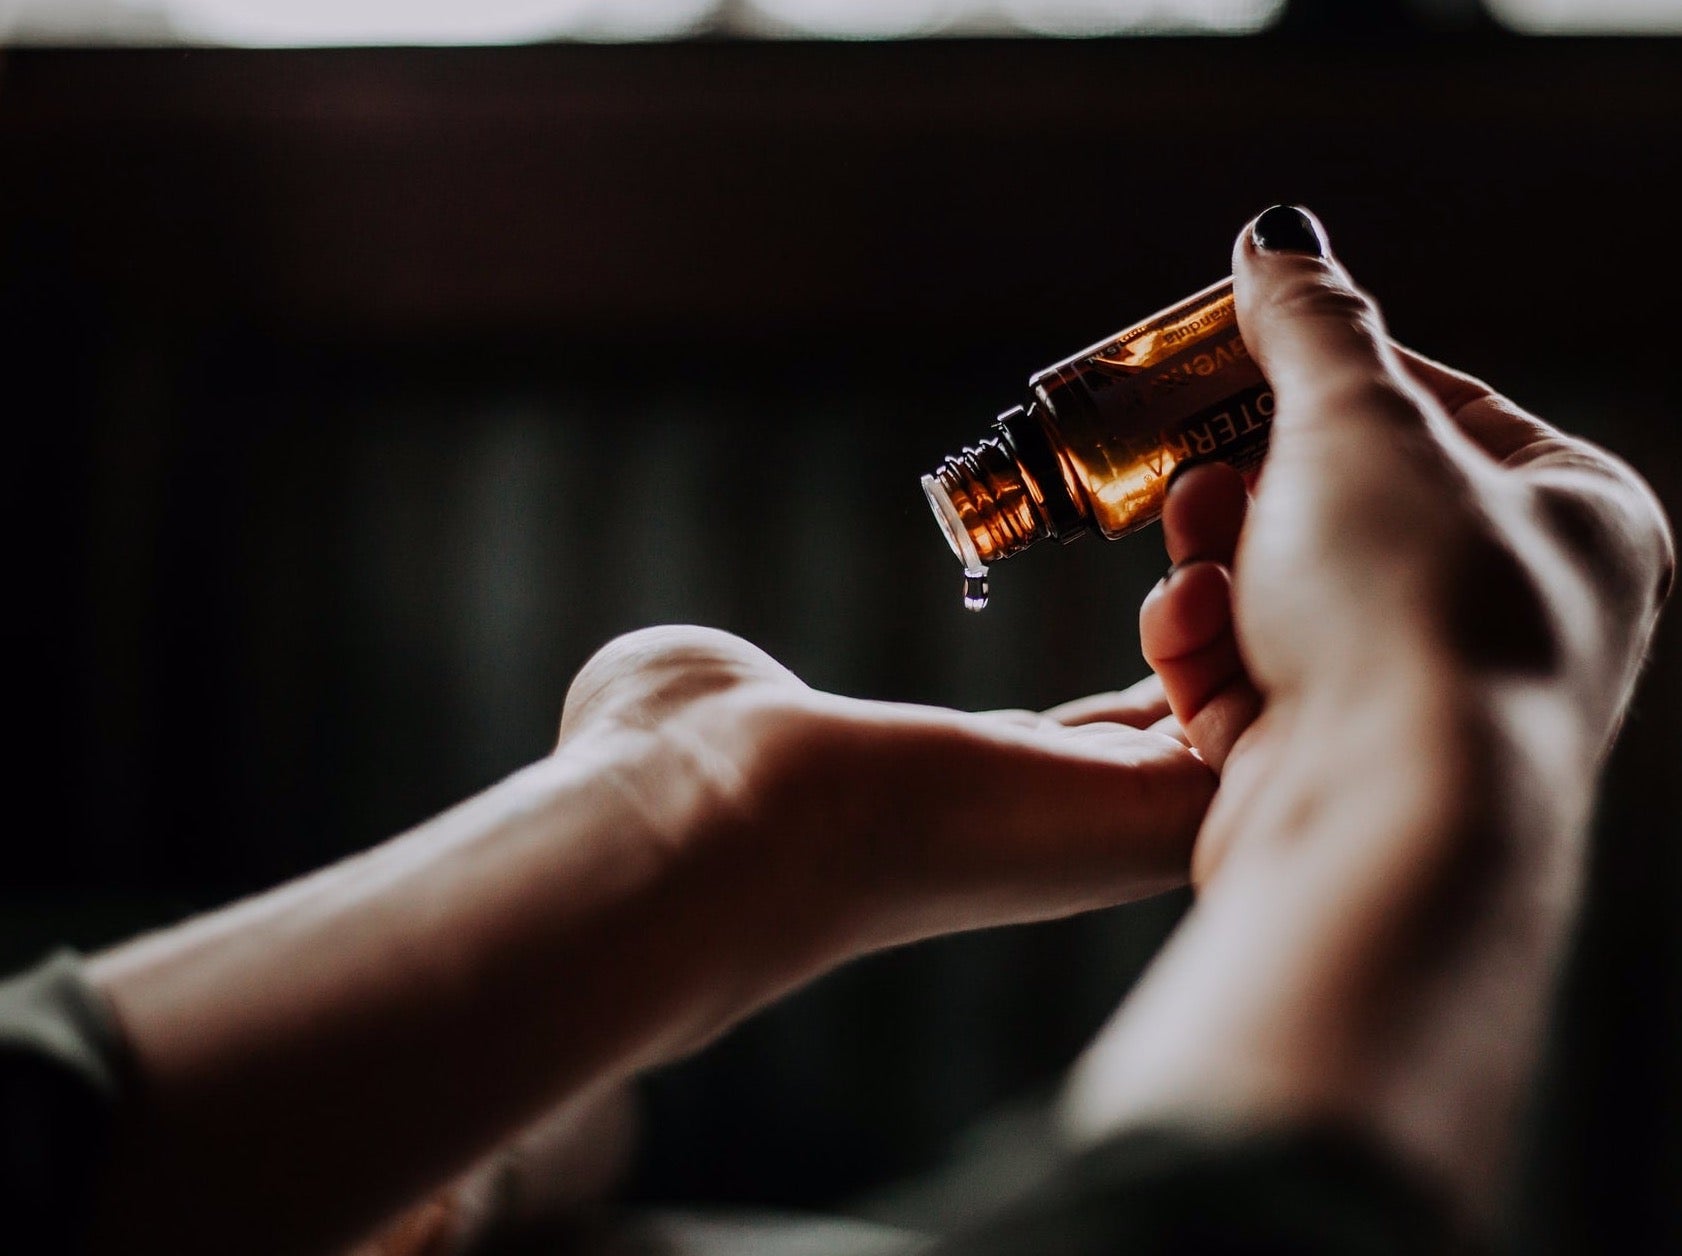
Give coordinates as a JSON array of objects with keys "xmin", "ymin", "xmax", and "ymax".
[
  {"xmin": 1064, "ymin": 669, "xmax": 1596, "ymax": 1221},
  {"xmin": 86, "ymin": 734, "xmax": 782, "ymax": 1256},
  {"xmin": 1077, "ymin": 205, "xmax": 1672, "ymax": 1238}
]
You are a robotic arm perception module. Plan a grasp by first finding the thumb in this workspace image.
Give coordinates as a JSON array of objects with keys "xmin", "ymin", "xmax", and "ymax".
[{"xmin": 1233, "ymin": 205, "xmax": 1428, "ymax": 443}]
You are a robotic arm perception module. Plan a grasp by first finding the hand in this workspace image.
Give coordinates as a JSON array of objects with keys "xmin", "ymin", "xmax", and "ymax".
[
  {"xmin": 89, "ymin": 630, "xmax": 1213, "ymax": 1256},
  {"xmin": 347, "ymin": 1083, "xmax": 636, "ymax": 1256},
  {"xmin": 1064, "ymin": 206, "xmax": 1673, "ymax": 1221},
  {"xmin": 322, "ymin": 633, "xmax": 1217, "ymax": 1256},
  {"xmin": 557, "ymin": 625, "xmax": 1212, "ymax": 981},
  {"xmin": 1139, "ymin": 206, "xmax": 1673, "ymax": 883}
]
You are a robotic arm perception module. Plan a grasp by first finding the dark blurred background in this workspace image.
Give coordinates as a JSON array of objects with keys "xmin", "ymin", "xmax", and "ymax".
[{"xmin": 2, "ymin": 0, "xmax": 1680, "ymax": 1249}]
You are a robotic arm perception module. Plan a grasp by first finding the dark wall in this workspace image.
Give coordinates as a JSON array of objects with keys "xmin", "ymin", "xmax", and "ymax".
[{"xmin": 3, "ymin": 33, "xmax": 1680, "ymax": 1249}]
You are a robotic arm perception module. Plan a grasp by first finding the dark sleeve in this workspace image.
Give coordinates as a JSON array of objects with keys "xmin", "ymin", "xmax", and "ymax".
[
  {"xmin": 0, "ymin": 952, "xmax": 131, "ymax": 1256},
  {"xmin": 919, "ymin": 1124, "xmax": 1470, "ymax": 1256}
]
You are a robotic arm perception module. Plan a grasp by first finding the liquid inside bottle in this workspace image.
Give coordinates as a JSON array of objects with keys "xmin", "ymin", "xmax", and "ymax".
[{"xmin": 922, "ymin": 277, "xmax": 1271, "ymax": 607}]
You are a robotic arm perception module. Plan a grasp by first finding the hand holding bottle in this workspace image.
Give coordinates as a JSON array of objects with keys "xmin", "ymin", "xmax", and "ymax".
[
  {"xmin": 1068, "ymin": 207, "xmax": 1674, "ymax": 1224},
  {"xmin": 1140, "ymin": 205, "xmax": 1673, "ymax": 881}
]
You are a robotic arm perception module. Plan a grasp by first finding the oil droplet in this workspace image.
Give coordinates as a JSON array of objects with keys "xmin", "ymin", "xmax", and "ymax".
[{"xmin": 962, "ymin": 566, "xmax": 989, "ymax": 613}]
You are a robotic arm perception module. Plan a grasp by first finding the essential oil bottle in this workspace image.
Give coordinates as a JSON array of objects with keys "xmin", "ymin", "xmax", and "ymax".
[{"xmin": 922, "ymin": 277, "xmax": 1271, "ymax": 610}]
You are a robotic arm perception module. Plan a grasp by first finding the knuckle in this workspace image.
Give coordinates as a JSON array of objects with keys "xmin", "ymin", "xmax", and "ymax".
[
  {"xmin": 1656, "ymin": 509, "xmax": 1678, "ymax": 608},
  {"xmin": 1250, "ymin": 271, "xmax": 1431, "ymax": 435},
  {"xmin": 1261, "ymin": 267, "xmax": 1389, "ymax": 342},
  {"xmin": 1630, "ymin": 491, "xmax": 1677, "ymax": 611},
  {"xmin": 1472, "ymin": 397, "xmax": 1561, "ymax": 464},
  {"xmin": 1618, "ymin": 461, "xmax": 1679, "ymax": 609},
  {"xmin": 1527, "ymin": 448, "xmax": 1676, "ymax": 613}
]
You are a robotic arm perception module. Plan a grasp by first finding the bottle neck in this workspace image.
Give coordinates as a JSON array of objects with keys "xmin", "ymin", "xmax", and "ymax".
[
  {"xmin": 923, "ymin": 433, "xmax": 1050, "ymax": 566},
  {"xmin": 922, "ymin": 404, "xmax": 1085, "ymax": 567}
]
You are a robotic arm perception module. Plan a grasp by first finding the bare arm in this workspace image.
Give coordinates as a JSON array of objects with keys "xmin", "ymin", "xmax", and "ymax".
[
  {"xmin": 87, "ymin": 741, "xmax": 771, "ymax": 1255},
  {"xmin": 87, "ymin": 637, "xmax": 1212, "ymax": 1255},
  {"xmin": 1065, "ymin": 206, "xmax": 1674, "ymax": 1227}
]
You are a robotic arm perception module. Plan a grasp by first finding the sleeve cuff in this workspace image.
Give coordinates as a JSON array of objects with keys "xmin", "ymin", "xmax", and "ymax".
[
  {"xmin": 923, "ymin": 1122, "xmax": 1471, "ymax": 1256},
  {"xmin": 0, "ymin": 951, "xmax": 134, "ymax": 1255}
]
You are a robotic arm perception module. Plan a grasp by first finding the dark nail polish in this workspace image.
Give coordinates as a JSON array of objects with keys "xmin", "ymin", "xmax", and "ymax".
[{"xmin": 1252, "ymin": 205, "xmax": 1326, "ymax": 256}]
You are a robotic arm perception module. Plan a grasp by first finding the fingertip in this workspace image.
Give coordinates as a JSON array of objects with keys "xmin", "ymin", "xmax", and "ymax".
[
  {"xmin": 1231, "ymin": 205, "xmax": 1340, "ymax": 325},
  {"xmin": 1043, "ymin": 672, "xmax": 1171, "ymax": 729},
  {"xmin": 1186, "ymin": 680, "xmax": 1262, "ymax": 775},
  {"xmin": 1231, "ymin": 207, "xmax": 1417, "ymax": 444},
  {"xmin": 1138, "ymin": 557, "xmax": 1260, "ymax": 772},
  {"xmin": 1247, "ymin": 204, "xmax": 1330, "ymax": 258},
  {"xmin": 1147, "ymin": 712, "xmax": 1191, "ymax": 747},
  {"xmin": 1140, "ymin": 561, "xmax": 1234, "ymax": 667}
]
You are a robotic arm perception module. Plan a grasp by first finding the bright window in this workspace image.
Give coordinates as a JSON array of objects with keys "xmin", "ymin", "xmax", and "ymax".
[
  {"xmin": 1486, "ymin": 0, "xmax": 1682, "ymax": 32},
  {"xmin": 1, "ymin": 0, "xmax": 1286, "ymax": 45}
]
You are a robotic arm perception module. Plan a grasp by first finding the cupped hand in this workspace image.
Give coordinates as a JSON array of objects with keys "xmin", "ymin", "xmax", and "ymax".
[
  {"xmin": 342, "ymin": 648, "xmax": 1210, "ymax": 1256},
  {"xmin": 557, "ymin": 625, "xmax": 1212, "ymax": 968},
  {"xmin": 1140, "ymin": 206, "xmax": 1673, "ymax": 885}
]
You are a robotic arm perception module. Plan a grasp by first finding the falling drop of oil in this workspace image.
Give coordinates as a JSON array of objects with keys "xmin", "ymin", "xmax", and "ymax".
[{"xmin": 962, "ymin": 566, "xmax": 989, "ymax": 613}]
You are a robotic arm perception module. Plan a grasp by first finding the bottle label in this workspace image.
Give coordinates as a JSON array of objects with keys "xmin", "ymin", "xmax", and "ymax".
[
  {"xmin": 1031, "ymin": 305, "xmax": 1272, "ymax": 537},
  {"xmin": 1157, "ymin": 379, "xmax": 1273, "ymax": 475}
]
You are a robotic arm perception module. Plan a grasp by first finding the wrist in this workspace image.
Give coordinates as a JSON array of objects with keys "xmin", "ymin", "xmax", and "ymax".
[
  {"xmin": 546, "ymin": 694, "xmax": 853, "ymax": 1057},
  {"xmin": 1074, "ymin": 671, "xmax": 1591, "ymax": 1219},
  {"xmin": 85, "ymin": 726, "xmax": 812, "ymax": 1255}
]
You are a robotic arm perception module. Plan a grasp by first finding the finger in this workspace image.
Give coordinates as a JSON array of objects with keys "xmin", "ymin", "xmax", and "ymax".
[
  {"xmin": 1043, "ymin": 672, "xmax": 1171, "ymax": 729},
  {"xmin": 1149, "ymin": 712, "xmax": 1191, "ymax": 747},
  {"xmin": 1390, "ymin": 343, "xmax": 1566, "ymax": 465},
  {"xmin": 464, "ymin": 1082, "xmax": 638, "ymax": 1229},
  {"xmin": 1139, "ymin": 561, "xmax": 1259, "ymax": 771},
  {"xmin": 361, "ymin": 1082, "xmax": 637, "ymax": 1256},
  {"xmin": 901, "ymin": 715, "xmax": 1214, "ymax": 919},
  {"xmin": 1233, "ymin": 206, "xmax": 1437, "ymax": 446},
  {"xmin": 1041, "ymin": 462, "xmax": 1244, "ymax": 743},
  {"xmin": 1162, "ymin": 461, "xmax": 1247, "ymax": 568},
  {"xmin": 346, "ymin": 1195, "xmax": 460, "ymax": 1256},
  {"xmin": 1394, "ymin": 344, "xmax": 1675, "ymax": 609}
]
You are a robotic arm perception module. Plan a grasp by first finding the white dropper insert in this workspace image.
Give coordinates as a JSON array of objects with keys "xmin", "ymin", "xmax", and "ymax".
[{"xmin": 921, "ymin": 473, "xmax": 989, "ymax": 612}]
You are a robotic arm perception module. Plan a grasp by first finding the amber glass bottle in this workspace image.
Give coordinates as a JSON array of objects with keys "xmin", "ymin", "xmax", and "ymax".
[{"xmin": 922, "ymin": 278, "xmax": 1271, "ymax": 584}]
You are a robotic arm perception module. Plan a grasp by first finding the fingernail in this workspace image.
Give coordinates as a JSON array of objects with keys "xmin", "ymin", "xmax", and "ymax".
[{"xmin": 1252, "ymin": 205, "xmax": 1327, "ymax": 257}]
